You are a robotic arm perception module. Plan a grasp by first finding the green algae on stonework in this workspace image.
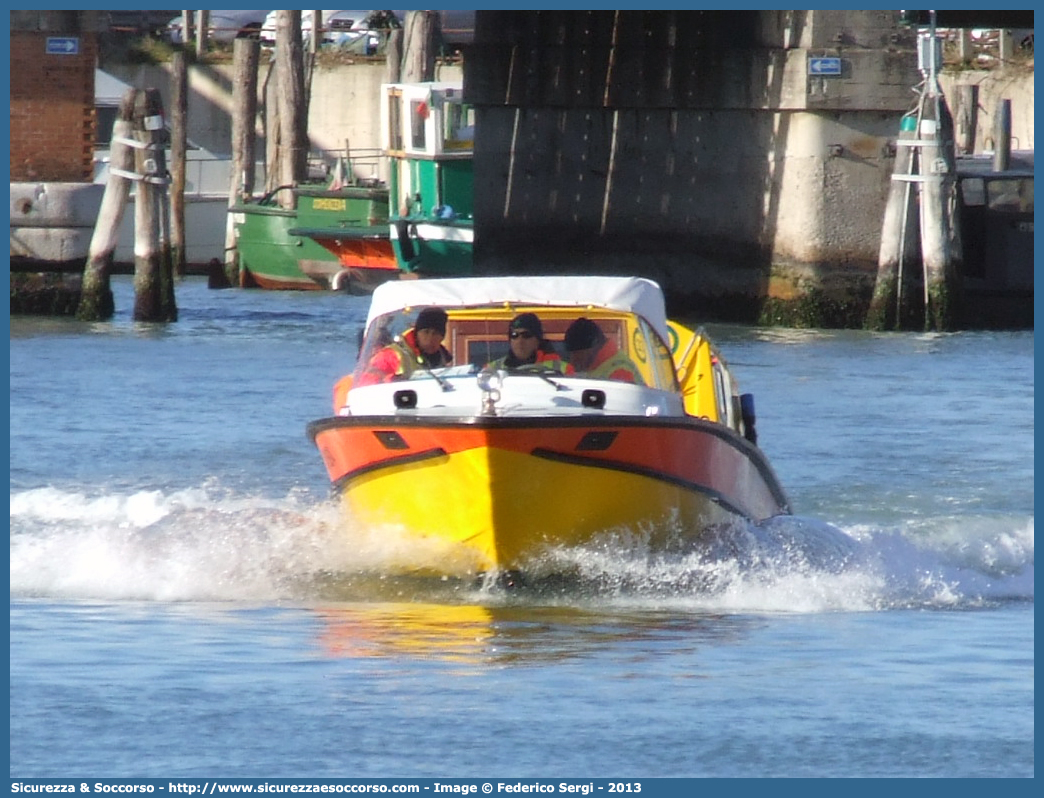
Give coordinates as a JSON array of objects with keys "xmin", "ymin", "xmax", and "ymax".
[{"xmin": 759, "ymin": 287, "xmax": 872, "ymax": 329}]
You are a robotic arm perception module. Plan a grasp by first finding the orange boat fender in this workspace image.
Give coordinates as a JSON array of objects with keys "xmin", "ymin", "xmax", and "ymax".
[{"xmin": 333, "ymin": 374, "xmax": 354, "ymax": 413}]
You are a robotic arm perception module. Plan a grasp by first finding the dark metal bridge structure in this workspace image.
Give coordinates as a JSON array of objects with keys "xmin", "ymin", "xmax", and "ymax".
[{"xmin": 453, "ymin": 10, "xmax": 1032, "ymax": 322}]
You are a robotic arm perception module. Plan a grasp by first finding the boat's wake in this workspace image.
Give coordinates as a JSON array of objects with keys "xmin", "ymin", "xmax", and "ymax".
[
  {"xmin": 9, "ymin": 484, "xmax": 348, "ymax": 602},
  {"xmin": 9, "ymin": 484, "xmax": 1034, "ymax": 612},
  {"xmin": 518, "ymin": 513, "xmax": 1034, "ymax": 612}
]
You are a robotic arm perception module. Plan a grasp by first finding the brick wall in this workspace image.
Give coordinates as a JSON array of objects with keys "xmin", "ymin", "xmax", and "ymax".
[{"xmin": 10, "ymin": 29, "xmax": 98, "ymax": 182}]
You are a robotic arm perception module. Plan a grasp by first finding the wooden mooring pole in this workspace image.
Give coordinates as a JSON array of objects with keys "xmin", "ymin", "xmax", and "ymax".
[
  {"xmin": 132, "ymin": 88, "xmax": 178, "ymax": 322},
  {"xmin": 992, "ymin": 98, "xmax": 1011, "ymax": 171},
  {"xmin": 181, "ymin": 9, "xmax": 193, "ymax": 45},
  {"xmin": 170, "ymin": 50, "xmax": 188, "ymax": 278},
  {"xmin": 275, "ymin": 10, "xmax": 307, "ymax": 210},
  {"xmin": 196, "ymin": 10, "xmax": 209, "ymax": 59},
  {"xmin": 868, "ymin": 20, "xmax": 963, "ymax": 332},
  {"xmin": 225, "ymin": 37, "xmax": 260, "ymax": 287},
  {"xmin": 955, "ymin": 84, "xmax": 978, "ymax": 155},
  {"xmin": 402, "ymin": 11, "xmax": 438, "ymax": 82},
  {"xmin": 918, "ymin": 92, "xmax": 963, "ymax": 332},
  {"xmin": 77, "ymin": 89, "xmax": 137, "ymax": 321},
  {"xmin": 385, "ymin": 27, "xmax": 402, "ymax": 84},
  {"xmin": 866, "ymin": 116, "xmax": 921, "ymax": 331}
]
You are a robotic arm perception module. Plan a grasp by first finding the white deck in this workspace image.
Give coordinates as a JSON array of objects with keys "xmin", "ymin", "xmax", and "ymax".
[{"xmin": 344, "ymin": 368, "xmax": 685, "ymax": 419}]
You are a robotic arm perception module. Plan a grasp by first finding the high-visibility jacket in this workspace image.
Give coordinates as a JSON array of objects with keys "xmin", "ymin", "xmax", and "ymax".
[
  {"xmin": 357, "ymin": 329, "xmax": 452, "ymax": 385},
  {"xmin": 489, "ymin": 348, "xmax": 565, "ymax": 372},
  {"xmin": 566, "ymin": 339, "xmax": 643, "ymax": 384}
]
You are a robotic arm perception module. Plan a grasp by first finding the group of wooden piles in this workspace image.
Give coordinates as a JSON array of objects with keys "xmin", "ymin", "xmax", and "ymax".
[
  {"xmin": 77, "ymin": 10, "xmax": 442, "ymax": 324},
  {"xmin": 866, "ymin": 32, "xmax": 1017, "ymax": 332}
]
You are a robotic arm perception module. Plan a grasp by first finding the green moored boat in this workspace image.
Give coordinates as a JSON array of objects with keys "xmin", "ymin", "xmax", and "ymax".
[
  {"xmin": 383, "ymin": 81, "xmax": 474, "ymax": 277},
  {"xmin": 232, "ymin": 180, "xmax": 393, "ymax": 291},
  {"xmin": 231, "ymin": 80, "xmax": 474, "ymax": 290}
]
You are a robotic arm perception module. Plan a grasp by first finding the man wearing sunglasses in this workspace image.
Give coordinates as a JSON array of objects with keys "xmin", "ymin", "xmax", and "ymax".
[{"xmin": 489, "ymin": 313, "xmax": 564, "ymax": 372}]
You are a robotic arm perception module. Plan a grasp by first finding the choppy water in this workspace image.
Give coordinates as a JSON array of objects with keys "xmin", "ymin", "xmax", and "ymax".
[{"xmin": 9, "ymin": 277, "xmax": 1033, "ymax": 777}]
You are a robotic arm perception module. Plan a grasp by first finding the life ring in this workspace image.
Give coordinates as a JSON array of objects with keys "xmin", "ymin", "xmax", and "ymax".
[{"xmin": 331, "ymin": 269, "xmax": 352, "ymax": 292}]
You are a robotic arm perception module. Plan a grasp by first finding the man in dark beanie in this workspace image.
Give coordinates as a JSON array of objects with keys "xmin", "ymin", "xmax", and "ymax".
[
  {"xmin": 563, "ymin": 317, "xmax": 642, "ymax": 384},
  {"xmin": 489, "ymin": 312, "xmax": 563, "ymax": 371},
  {"xmin": 414, "ymin": 306, "xmax": 448, "ymax": 337},
  {"xmin": 357, "ymin": 306, "xmax": 452, "ymax": 385},
  {"xmin": 563, "ymin": 317, "xmax": 604, "ymax": 354}
]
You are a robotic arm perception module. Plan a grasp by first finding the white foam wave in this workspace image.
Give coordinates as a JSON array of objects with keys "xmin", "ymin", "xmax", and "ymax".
[
  {"xmin": 487, "ymin": 514, "xmax": 1033, "ymax": 612},
  {"xmin": 10, "ymin": 487, "xmax": 175, "ymax": 528},
  {"xmin": 9, "ymin": 486, "xmax": 1034, "ymax": 611},
  {"xmin": 841, "ymin": 517, "xmax": 1034, "ymax": 608},
  {"xmin": 10, "ymin": 485, "xmax": 354, "ymax": 602}
]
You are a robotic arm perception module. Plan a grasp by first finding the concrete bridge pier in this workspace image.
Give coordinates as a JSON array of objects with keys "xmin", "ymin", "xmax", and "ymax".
[{"xmin": 465, "ymin": 10, "xmax": 925, "ymax": 326}]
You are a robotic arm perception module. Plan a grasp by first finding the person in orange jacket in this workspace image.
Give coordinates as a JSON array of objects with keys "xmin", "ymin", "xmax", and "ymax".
[
  {"xmin": 488, "ymin": 312, "xmax": 565, "ymax": 372},
  {"xmin": 356, "ymin": 306, "xmax": 453, "ymax": 386},
  {"xmin": 563, "ymin": 317, "xmax": 643, "ymax": 384}
]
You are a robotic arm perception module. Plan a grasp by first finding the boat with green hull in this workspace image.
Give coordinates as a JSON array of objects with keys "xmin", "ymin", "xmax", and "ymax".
[
  {"xmin": 383, "ymin": 81, "xmax": 474, "ymax": 277},
  {"xmin": 232, "ymin": 180, "xmax": 393, "ymax": 291},
  {"xmin": 231, "ymin": 81, "xmax": 474, "ymax": 290}
]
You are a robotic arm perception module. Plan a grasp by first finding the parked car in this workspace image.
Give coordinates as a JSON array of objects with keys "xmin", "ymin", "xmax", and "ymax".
[
  {"xmin": 106, "ymin": 10, "xmax": 180, "ymax": 37},
  {"xmin": 259, "ymin": 10, "xmax": 379, "ymax": 47},
  {"xmin": 255, "ymin": 10, "xmax": 471, "ymax": 52},
  {"xmin": 166, "ymin": 10, "xmax": 271, "ymax": 44}
]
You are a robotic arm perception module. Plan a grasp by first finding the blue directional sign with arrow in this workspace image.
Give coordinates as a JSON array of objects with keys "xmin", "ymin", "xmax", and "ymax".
[
  {"xmin": 808, "ymin": 56, "xmax": 842, "ymax": 76},
  {"xmin": 46, "ymin": 37, "xmax": 80, "ymax": 55}
]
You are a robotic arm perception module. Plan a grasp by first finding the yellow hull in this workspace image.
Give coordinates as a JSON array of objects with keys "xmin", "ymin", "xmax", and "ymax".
[{"xmin": 342, "ymin": 445, "xmax": 735, "ymax": 576}]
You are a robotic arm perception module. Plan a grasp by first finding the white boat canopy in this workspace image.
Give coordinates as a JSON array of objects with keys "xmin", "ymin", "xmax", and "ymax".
[{"xmin": 366, "ymin": 276, "xmax": 671, "ymax": 342}]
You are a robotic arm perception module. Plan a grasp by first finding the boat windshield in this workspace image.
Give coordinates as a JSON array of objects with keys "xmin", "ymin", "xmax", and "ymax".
[
  {"xmin": 353, "ymin": 307, "xmax": 680, "ymax": 391},
  {"xmin": 352, "ymin": 309, "xmax": 421, "ymax": 384}
]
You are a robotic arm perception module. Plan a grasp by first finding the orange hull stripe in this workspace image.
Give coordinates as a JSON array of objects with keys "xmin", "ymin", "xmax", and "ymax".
[
  {"xmin": 311, "ymin": 421, "xmax": 788, "ymax": 520},
  {"xmin": 316, "ymin": 239, "xmax": 398, "ymax": 271}
]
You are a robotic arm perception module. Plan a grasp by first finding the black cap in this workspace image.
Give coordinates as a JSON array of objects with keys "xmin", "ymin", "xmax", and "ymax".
[
  {"xmin": 564, "ymin": 317, "xmax": 605, "ymax": 352},
  {"xmin": 509, "ymin": 312, "xmax": 543, "ymax": 339},
  {"xmin": 414, "ymin": 307, "xmax": 447, "ymax": 336}
]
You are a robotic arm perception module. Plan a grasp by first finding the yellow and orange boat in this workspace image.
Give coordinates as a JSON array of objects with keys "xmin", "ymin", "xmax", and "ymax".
[{"xmin": 307, "ymin": 276, "xmax": 791, "ymax": 577}]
